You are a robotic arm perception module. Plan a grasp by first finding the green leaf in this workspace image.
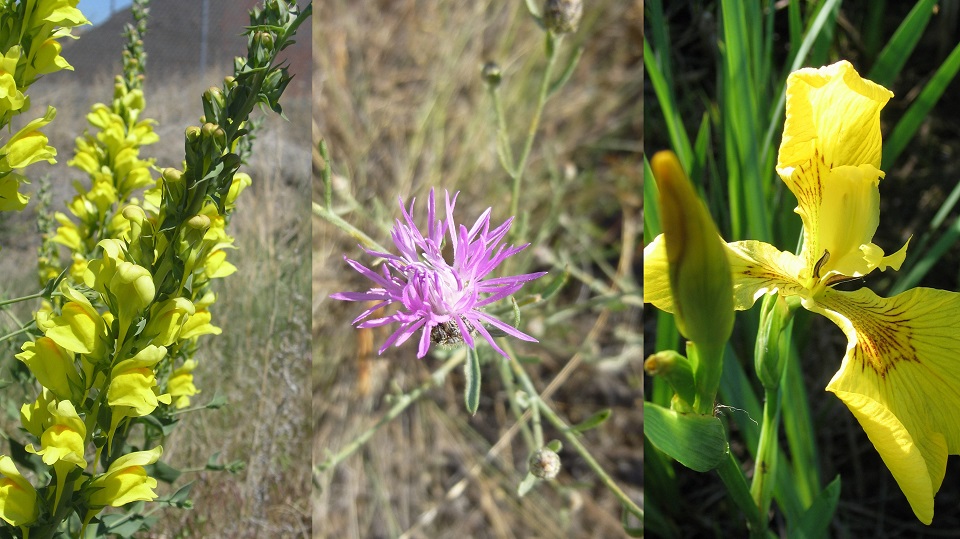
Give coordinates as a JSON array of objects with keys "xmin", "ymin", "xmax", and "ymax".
[
  {"xmin": 791, "ymin": 475, "xmax": 841, "ymax": 539},
  {"xmin": 643, "ymin": 401, "xmax": 726, "ymax": 472},
  {"xmin": 205, "ymin": 392, "xmax": 229, "ymax": 409},
  {"xmin": 548, "ymin": 46, "xmax": 584, "ymax": 97},
  {"xmin": 867, "ymin": 0, "xmax": 939, "ymax": 87},
  {"xmin": 147, "ymin": 459, "xmax": 182, "ymax": 483},
  {"xmin": 882, "ymin": 39, "xmax": 960, "ymax": 171},
  {"xmin": 517, "ymin": 472, "xmax": 538, "ymax": 497},
  {"xmin": 545, "ymin": 439, "xmax": 563, "ymax": 453},
  {"xmin": 164, "ymin": 482, "xmax": 195, "ymax": 508},
  {"xmin": 464, "ymin": 347, "xmax": 481, "ymax": 415},
  {"xmin": 568, "ymin": 408, "xmax": 611, "ymax": 433}
]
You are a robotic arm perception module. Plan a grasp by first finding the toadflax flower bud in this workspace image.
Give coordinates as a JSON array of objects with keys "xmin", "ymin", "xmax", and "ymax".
[
  {"xmin": 529, "ymin": 448, "xmax": 561, "ymax": 479},
  {"xmin": 543, "ymin": 0, "xmax": 582, "ymax": 34}
]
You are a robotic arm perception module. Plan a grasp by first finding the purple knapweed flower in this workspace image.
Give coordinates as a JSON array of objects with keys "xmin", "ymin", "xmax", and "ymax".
[{"xmin": 331, "ymin": 189, "xmax": 547, "ymax": 358}]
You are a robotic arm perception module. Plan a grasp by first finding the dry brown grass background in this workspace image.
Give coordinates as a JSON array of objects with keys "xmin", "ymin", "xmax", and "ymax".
[
  {"xmin": 314, "ymin": 1, "xmax": 642, "ymax": 538},
  {"xmin": 0, "ymin": 10, "xmax": 313, "ymax": 538}
]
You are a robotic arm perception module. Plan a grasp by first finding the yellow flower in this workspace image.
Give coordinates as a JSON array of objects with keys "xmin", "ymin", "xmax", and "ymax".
[
  {"xmin": 106, "ymin": 346, "xmax": 171, "ymax": 450},
  {"xmin": 16, "ymin": 336, "xmax": 82, "ymax": 400},
  {"xmin": 168, "ymin": 360, "xmax": 201, "ymax": 409},
  {"xmin": 644, "ymin": 60, "xmax": 960, "ymax": 524},
  {"xmin": 0, "ymin": 455, "xmax": 39, "ymax": 527},
  {"xmin": 24, "ymin": 399, "xmax": 87, "ymax": 512},
  {"xmin": 86, "ymin": 446, "xmax": 162, "ymax": 508}
]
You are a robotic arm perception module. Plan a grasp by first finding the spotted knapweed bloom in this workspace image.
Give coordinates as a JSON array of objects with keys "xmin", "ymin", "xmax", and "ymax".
[{"xmin": 331, "ymin": 189, "xmax": 547, "ymax": 358}]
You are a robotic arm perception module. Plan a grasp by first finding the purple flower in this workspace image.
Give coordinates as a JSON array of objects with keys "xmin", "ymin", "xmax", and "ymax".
[{"xmin": 331, "ymin": 189, "xmax": 547, "ymax": 358}]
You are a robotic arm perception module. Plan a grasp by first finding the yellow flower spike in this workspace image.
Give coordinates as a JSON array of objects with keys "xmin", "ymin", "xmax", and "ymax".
[
  {"xmin": 0, "ymin": 455, "xmax": 39, "ymax": 527},
  {"xmin": 86, "ymin": 446, "xmax": 162, "ymax": 508},
  {"xmin": 25, "ymin": 399, "xmax": 87, "ymax": 513},
  {"xmin": 648, "ymin": 150, "xmax": 734, "ymax": 350},
  {"xmin": 169, "ymin": 360, "xmax": 201, "ymax": 409},
  {"xmin": 16, "ymin": 337, "xmax": 82, "ymax": 400},
  {"xmin": 142, "ymin": 297, "xmax": 195, "ymax": 347}
]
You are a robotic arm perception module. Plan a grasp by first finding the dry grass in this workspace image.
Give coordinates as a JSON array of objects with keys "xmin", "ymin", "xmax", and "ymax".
[
  {"xmin": 0, "ymin": 60, "xmax": 313, "ymax": 538},
  {"xmin": 314, "ymin": 1, "xmax": 642, "ymax": 538}
]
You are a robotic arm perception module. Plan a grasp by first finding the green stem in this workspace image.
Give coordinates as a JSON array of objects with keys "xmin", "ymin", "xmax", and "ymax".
[
  {"xmin": 716, "ymin": 449, "xmax": 765, "ymax": 538},
  {"xmin": 0, "ymin": 290, "xmax": 44, "ymax": 308},
  {"xmin": 0, "ymin": 323, "xmax": 34, "ymax": 344},
  {"xmin": 489, "ymin": 86, "xmax": 515, "ymax": 173},
  {"xmin": 498, "ymin": 356, "xmax": 535, "ymax": 449},
  {"xmin": 506, "ymin": 347, "xmax": 640, "ymax": 519},
  {"xmin": 749, "ymin": 385, "xmax": 781, "ymax": 532},
  {"xmin": 312, "ymin": 202, "xmax": 391, "ymax": 254},
  {"xmin": 508, "ymin": 32, "xmax": 561, "ymax": 221},
  {"xmin": 320, "ymin": 138, "xmax": 333, "ymax": 211},
  {"xmin": 316, "ymin": 350, "xmax": 465, "ymax": 473}
]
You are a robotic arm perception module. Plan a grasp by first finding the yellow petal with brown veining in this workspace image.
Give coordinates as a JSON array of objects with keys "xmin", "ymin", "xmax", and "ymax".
[{"xmin": 808, "ymin": 287, "xmax": 960, "ymax": 524}]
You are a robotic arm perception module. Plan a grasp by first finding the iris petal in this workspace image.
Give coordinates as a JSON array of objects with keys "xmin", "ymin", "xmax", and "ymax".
[{"xmin": 808, "ymin": 286, "xmax": 960, "ymax": 524}]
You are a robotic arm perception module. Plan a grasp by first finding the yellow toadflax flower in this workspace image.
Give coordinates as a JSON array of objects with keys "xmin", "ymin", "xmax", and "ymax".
[
  {"xmin": 0, "ymin": 455, "xmax": 39, "ymax": 528},
  {"xmin": 644, "ymin": 60, "xmax": 960, "ymax": 524},
  {"xmin": 85, "ymin": 446, "xmax": 162, "ymax": 508}
]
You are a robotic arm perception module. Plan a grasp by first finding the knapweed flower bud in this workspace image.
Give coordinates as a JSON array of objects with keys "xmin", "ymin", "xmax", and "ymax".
[
  {"xmin": 543, "ymin": 0, "xmax": 582, "ymax": 34},
  {"xmin": 650, "ymin": 150, "xmax": 734, "ymax": 350},
  {"xmin": 529, "ymin": 448, "xmax": 561, "ymax": 479},
  {"xmin": 482, "ymin": 62, "xmax": 502, "ymax": 87}
]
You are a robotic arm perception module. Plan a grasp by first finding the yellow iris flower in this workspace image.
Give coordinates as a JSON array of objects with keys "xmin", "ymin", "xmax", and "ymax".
[{"xmin": 644, "ymin": 60, "xmax": 960, "ymax": 524}]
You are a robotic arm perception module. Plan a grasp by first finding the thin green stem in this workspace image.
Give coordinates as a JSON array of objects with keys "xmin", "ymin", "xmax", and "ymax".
[
  {"xmin": 0, "ymin": 290, "xmax": 44, "ymax": 308},
  {"xmin": 505, "ymin": 345, "xmax": 640, "ymax": 519},
  {"xmin": 320, "ymin": 138, "xmax": 333, "ymax": 211},
  {"xmin": 498, "ymin": 356, "xmax": 535, "ymax": 449},
  {"xmin": 508, "ymin": 32, "xmax": 561, "ymax": 221},
  {"xmin": 0, "ymin": 323, "xmax": 35, "ymax": 345},
  {"xmin": 316, "ymin": 351, "xmax": 466, "ymax": 473},
  {"xmin": 489, "ymin": 86, "xmax": 515, "ymax": 173},
  {"xmin": 312, "ymin": 202, "xmax": 390, "ymax": 254}
]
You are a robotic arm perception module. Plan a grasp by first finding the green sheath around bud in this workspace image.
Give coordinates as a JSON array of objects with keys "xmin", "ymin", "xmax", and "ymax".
[{"xmin": 651, "ymin": 150, "xmax": 734, "ymax": 351}]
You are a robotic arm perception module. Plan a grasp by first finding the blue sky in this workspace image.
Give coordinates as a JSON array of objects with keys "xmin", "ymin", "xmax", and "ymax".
[{"xmin": 77, "ymin": 0, "xmax": 133, "ymax": 26}]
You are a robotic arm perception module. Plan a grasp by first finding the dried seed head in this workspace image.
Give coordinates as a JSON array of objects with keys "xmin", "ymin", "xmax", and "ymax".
[
  {"xmin": 529, "ymin": 448, "xmax": 561, "ymax": 479},
  {"xmin": 543, "ymin": 0, "xmax": 583, "ymax": 34}
]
